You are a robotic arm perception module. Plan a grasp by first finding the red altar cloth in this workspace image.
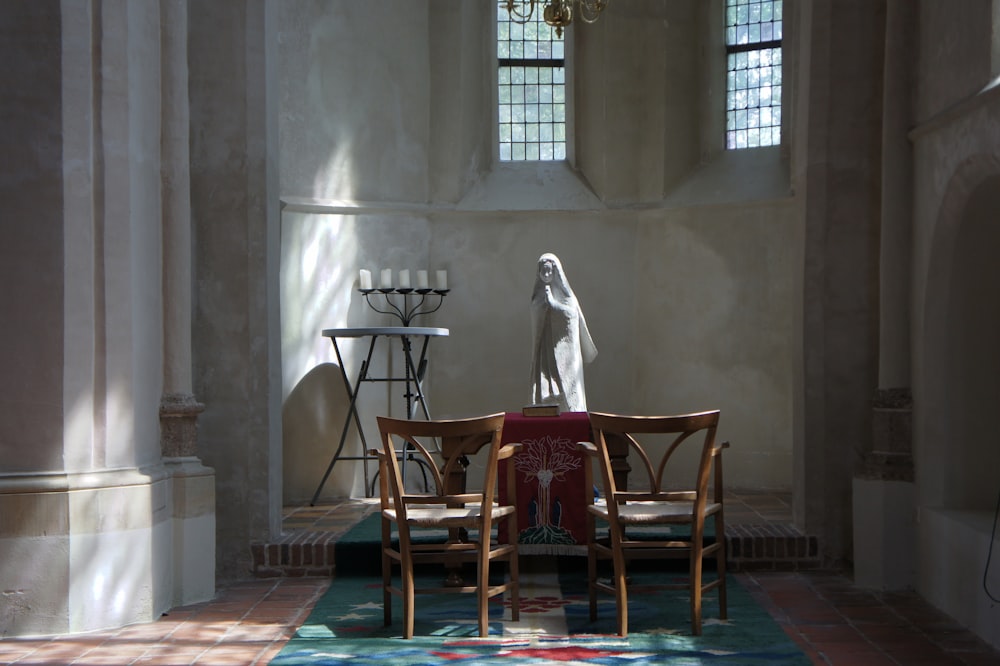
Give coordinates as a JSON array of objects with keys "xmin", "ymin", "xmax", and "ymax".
[{"xmin": 498, "ymin": 412, "xmax": 592, "ymax": 554}]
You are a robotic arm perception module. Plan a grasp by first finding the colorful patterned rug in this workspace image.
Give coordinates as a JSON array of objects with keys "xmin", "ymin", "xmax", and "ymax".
[{"xmin": 271, "ymin": 558, "xmax": 810, "ymax": 665}]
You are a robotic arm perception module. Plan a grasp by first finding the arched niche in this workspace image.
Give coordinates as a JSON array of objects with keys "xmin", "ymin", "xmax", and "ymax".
[{"xmin": 921, "ymin": 156, "xmax": 1000, "ymax": 510}]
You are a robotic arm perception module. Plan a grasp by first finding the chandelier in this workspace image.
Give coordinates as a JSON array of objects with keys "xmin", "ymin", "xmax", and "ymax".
[{"xmin": 501, "ymin": 0, "xmax": 610, "ymax": 37}]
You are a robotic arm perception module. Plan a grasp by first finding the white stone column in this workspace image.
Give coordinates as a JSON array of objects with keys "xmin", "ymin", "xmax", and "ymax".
[
  {"xmin": 159, "ymin": 0, "xmax": 216, "ymax": 606},
  {"xmin": 159, "ymin": 0, "xmax": 202, "ymax": 450},
  {"xmin": 877, "ymin": 1, "xmax": 914, "ymax": 392},
  {"xmin": 853, "ymin": 0, "xmax": 916, "ymax": 591}
]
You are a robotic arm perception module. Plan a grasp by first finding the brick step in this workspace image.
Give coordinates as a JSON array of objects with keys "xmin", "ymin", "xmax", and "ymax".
[
  {"xmin": 726, "ymin": 524, "xmax": 823, "ymax": 571},
  {"xmin": 251, "ymin": 523, "xmax": 822, "ymax": 578},
  {"xmin": 251, "ymin": 531, "xmax": 339, "ymax": 578}
]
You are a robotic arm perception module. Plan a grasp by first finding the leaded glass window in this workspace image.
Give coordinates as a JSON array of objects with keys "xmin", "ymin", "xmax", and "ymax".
[
  {"xmin": 497, "ymin": 6, "xmax": 567, "ymax": 161},
  {"xmin": 726, "ymin": 0, "xmax": 783, "ymax": 149}
]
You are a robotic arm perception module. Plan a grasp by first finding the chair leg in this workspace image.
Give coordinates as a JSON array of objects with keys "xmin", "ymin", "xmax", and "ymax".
[
  {"xmin": 506, "ymin": 515, "xmax": 520, "ymax": 622},
  {"xmin": 587, "ymin": 543, "xmax": 598, "ymax": 622},
  {"xmin": 402, "ymin": 558, "xmax": 415, "ymax": 639},
  {"xmin": 690, "ymin": 543, "xmax": 703, "ymax": 636},
  {"xmin": 716, "ymin": 515, "xmax": 728, "ymax": 620},
  {"xmin": 509, "ymin": 559, "xmax": 520, "ymax": 623},
  {"xmin": 612, "ymin": 549, "xmax": 628, "ymax": 637},
  {"xmin": 382, "ymin": 555, "xmax": 392, "ymax": 627},
  {"xmin": 477, "ymin": 546, "xmax": 490, "ymax": 637},
  {"xmin": 381, "ymin": 521, "xmax": 392, "ymax": 627}
]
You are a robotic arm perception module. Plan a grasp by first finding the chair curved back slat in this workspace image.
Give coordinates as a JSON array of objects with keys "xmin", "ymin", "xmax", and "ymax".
[{"xmin": 398, "ymin": 433, "xmax": 445, "ymax": 495}]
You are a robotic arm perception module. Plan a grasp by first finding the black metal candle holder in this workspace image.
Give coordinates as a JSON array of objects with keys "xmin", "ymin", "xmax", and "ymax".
[{"xmin": 359, "ymin": 288, "xmax": 449, "ymax": 326}]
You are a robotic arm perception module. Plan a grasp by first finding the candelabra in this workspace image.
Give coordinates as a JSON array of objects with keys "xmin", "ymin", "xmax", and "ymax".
[
  {"xmin": 358, "ymin": 269, "xmax": 449, "ymax": 326},
  {"xmin": 359, "ymin": 286, "xmax": 449, "ymax": 327}
]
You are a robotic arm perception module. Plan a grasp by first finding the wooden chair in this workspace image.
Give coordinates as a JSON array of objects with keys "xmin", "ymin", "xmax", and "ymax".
[
  {"xmin": 371, "ymin": 413, "xmax": 520, "ymax": 638},
  {"xmin": 579, "ymin": 410, "xmax": 729, "ymax": 636}
]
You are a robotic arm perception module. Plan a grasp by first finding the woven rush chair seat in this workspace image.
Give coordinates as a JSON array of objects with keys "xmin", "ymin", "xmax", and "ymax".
[
  {"xmin": 386, "ymin": 504, "xmax": 516, "ymax": 528},
  {"xmin": 589, "ymin": 499, "xmax": 723, "ymax": 525}
]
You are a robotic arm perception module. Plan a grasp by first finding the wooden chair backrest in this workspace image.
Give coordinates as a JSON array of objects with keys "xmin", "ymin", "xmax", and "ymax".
[
  {"xmin": 587, "ymin": 410, "xmax": 723, "ymax": 511},
  {"xmin": 375, "ymin": 412, "xmax": 507, "ymax": 513}
]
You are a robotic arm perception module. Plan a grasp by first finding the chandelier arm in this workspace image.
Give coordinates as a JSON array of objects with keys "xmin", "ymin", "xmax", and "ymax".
[
  {"xmin": 576, "ymin": 0, "xmax": 608, "ymax": 24},
  {"xmin": 503, "ymin": 0, "xmax": 537, "ymax": 24},
  {"xmin": 503, "ymin": 0, "xmax": 608, "ymax": 29}
]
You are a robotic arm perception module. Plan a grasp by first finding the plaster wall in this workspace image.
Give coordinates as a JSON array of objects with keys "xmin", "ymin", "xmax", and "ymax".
[
  {"xmin": 634, "ymin": 199, "xmax": 796, "ymax": 490},
  {"xmin": 575, "ymin": 0, "xmax": 703, "ymax": 202},
  {"xmin": 913, "ymin": 0, "xmax": 995, "ymax": 123},
  {"xmin": 277, "ymin": 1, "xmax": 432, "ymax": 203}
]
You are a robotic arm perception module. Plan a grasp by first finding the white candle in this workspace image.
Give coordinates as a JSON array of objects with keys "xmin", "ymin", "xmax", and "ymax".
[
  {"xmin": 380, "ymin": 269, "xmax": 392, "ymax": 289},
  {"xmin": 398, "ymin": 269, "xmax": 410, "ymax": 288},
  {"xmin": 359, "ymin": 269, "xmax": 372, "ymax": 290},
  {"xmin": 416, "ymin": 270, "xmax": 429, "ymax": 289},
  {"xmin": 436, "ymin": 270, "xmax": 448, "ymax": 290}
]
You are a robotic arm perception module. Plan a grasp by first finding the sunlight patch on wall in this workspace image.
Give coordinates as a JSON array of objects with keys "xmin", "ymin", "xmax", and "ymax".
[{"xmin": 280, "ymin": 212, "xmax": 359, "ymax": 401}]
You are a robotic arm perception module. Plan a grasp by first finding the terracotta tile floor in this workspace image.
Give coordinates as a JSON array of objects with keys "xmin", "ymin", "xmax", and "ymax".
[{"xmin": 3, "ymin": 493, "xmax": 999, "ymax": 665}]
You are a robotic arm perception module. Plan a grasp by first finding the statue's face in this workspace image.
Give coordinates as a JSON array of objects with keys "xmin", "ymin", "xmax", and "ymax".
[{"xmin": 539, "ymin": 258, "xmax": 555, "ymax": 284}]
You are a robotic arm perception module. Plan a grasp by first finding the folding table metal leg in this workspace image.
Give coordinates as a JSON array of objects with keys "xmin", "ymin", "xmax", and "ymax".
[{"xmin": 310, "ymin": 336, "xmax": 379, "ymax": 505}]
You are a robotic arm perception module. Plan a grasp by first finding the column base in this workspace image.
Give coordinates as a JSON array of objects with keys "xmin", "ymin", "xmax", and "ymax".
[{"xmin": 165, "ymin": 457, "xmax": 216, "ymax": 606}]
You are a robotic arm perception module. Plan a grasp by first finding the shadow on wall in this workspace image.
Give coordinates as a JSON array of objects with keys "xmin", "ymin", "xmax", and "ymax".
[{"xmin": 282, "ymin": 362, "xmax": 360, "ymax": 503}]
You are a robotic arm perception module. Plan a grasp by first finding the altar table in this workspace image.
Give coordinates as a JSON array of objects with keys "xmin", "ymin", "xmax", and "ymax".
[{"xmin": 498, "ymin": 412, "xmax": 594, "ymax": 554}]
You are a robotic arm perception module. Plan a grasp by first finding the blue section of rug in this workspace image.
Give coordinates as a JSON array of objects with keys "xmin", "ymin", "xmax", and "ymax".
[{"xmin": 271, "ymin": 516, "xmax": 810, "ymax": 665}]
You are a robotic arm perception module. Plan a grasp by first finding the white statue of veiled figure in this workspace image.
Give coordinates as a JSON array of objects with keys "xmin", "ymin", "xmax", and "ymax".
[{"xmin": 530, "ymin": 253, "xmax": 598, "ymax": 412}]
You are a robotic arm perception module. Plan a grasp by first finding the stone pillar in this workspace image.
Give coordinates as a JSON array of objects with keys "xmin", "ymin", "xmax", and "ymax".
[
  {"xmin": 189, "ymin": 0, "xmax": 282, "ymax": 581},
  {"xmin": 852, "ymin": 0, "xmax": 916, "ymax": 590},
  {"xmin": 793, "ymin": 0, "xmax": 885, "ymax": 568},
  {"xmin": 2, "ymin": 1, "xmax": 207, "ymax": 637},
  {"xmin": 159, "ymin": 0, "xmax": 215, "ymax": 607}
]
